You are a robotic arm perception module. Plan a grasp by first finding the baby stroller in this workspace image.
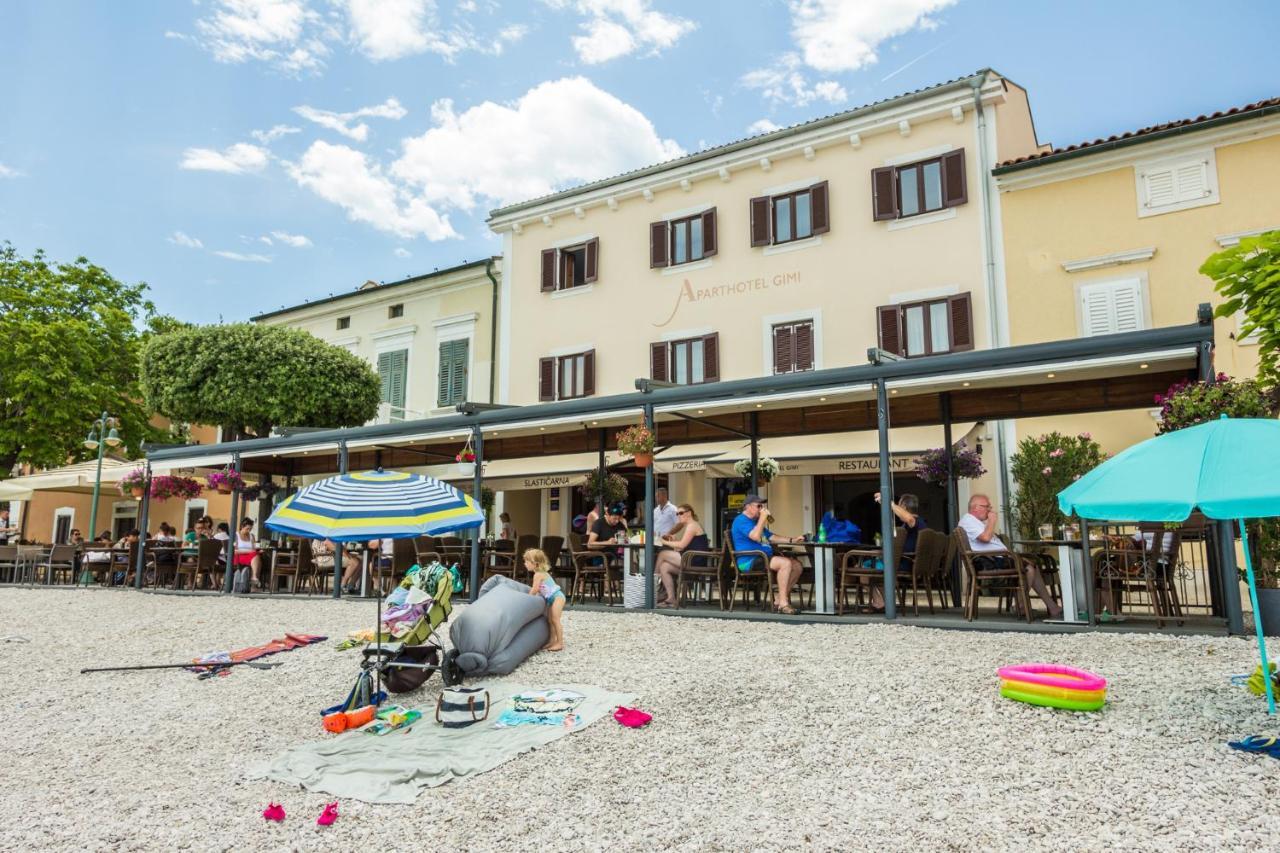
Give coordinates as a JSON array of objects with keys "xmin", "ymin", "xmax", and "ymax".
[{"xmin": 359, "ymin": 563, "xmax": 455, "ymax": 695}]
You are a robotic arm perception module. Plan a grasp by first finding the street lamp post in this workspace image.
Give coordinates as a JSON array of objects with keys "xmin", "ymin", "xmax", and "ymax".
[{"xmin": 83, "ymin": 412, "xmax": 122, "ymax": 561}]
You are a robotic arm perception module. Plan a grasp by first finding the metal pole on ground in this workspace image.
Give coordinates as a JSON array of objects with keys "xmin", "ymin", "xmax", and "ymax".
[
  {"xmin": 469, "ymin": 426, "xmax": 483, "ymax": 601},
  {"xmin": 597, "ymin": 428, "xmax": 607, "ymax": 517},
  {"xmin": 223, "ymin": 453, "xmax": 241, "ymax": 593},
  {"xmin": 134, "ymin": 463, "xmax": 151, "ymax": 589},
  {"xmin": 643, "ymin": 403, "xmax": 655, "ymax": 609},
  {"xmin": 1080, "ymin": 517, "xmax": 1095, "ymax": 624},
  {"xmin": 1218, "ymin": 521, "xmax": 1245, "ymax": 634},
  {"xmin": 876, "ymin": 379, "xmax": 896, "ymax": 620},
  {"xmin": 334, "ymin": 441, "xmax": 348, "ymax": 599}
]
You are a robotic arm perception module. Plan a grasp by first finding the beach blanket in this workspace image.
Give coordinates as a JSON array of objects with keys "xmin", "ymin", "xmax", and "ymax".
[
  {"xmin": 189, "ymin": 633, "xmax": 326, "ymax": 675},
  {"xmin": 250, "ymin": 683, "xmax": 633, "ymax": 804}
]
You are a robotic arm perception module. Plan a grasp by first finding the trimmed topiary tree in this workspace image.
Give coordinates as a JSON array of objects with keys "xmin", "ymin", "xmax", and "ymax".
[{"xmin": 141, "ymin": 323, "xmax": 381, "ymax": 439}]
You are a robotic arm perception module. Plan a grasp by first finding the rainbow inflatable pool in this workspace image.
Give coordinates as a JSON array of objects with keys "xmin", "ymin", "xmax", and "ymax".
[{"xmin": 998, "ymin": 663, "xmax": 1107, "ymax": 711}]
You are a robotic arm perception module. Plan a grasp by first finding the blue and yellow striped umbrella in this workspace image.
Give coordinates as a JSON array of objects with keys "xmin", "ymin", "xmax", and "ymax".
[{"xmin": 265, "ymin": 469, "xmax": 484, "ymax": 542}]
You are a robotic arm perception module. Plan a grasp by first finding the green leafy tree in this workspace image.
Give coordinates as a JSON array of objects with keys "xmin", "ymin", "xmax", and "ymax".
[
  {"xmin": 0, "ymin": 243, "xmax": 161, "ymax": 474},
  {"xmin": 1204, "ymin": 229, "xmax": 1280, "ymax": 384},
  {"xmin": 1010, "ymin": 432, "xmax": 1108, "ymax": 539},
  {"xmin": 140, "ymin": 323, "xmax": 381, "ymax": 439}
]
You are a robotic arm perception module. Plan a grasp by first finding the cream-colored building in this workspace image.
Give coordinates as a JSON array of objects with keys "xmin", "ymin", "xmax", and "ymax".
[
  {"xmin": 253, "ymin": 258, "xmax": 502, "ymax": 424},
  {"xmin": 995, "ymin": 97, "xmax": 1278, "ymax": 456},
  {"xmin": 486, "ymin": 70, "xmax": 1044, "ymax": 540}
]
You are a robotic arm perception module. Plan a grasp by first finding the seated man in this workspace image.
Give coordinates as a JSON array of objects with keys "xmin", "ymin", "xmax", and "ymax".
[
  {"xmin": 959, "ymin": 494, "xmax": 1061, "ymax": 619},
  {"xmin": 730, "ymin": 495, "xmax": 804, "ymax": 614},
  {"xmin": 587, "ymin": 502, "xmax": 628, "ymax": 549}
]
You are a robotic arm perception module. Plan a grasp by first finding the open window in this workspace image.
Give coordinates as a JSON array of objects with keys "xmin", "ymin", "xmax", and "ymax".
[
  {"xmin": 650, "ymin": 333, "xmax": 719, "ymax": 385},
  {"xmin": 877, "ymin": 293, "xmax": 973, "ymax": 357},
  {"xmin": 540, "ymin": 238, "xmax": 599, "ymax": 292},
  {"xmin": 872, "ymin": 149, "xmax": 967, "ymax": 221}
]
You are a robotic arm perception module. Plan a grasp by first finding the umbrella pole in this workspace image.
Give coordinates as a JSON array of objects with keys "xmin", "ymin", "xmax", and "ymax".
[
  {"xmin": 1239, "ymin": 519, "xmax": 1276, "ymax": 715},
  {"xmin": 375, "ymin": 549, "xmax": 382, "ymax": 698}
]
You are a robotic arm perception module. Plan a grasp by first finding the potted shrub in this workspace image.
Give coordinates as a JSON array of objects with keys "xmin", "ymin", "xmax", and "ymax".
[
  {"xmin": 206, "ymin": 469, "xmax": 245, "ymax": 495},
  {"xmin": 913, "ymin": 441, "xmax": 986, "ymax": 487},
  {"xmin": 733, "ymin": 457, "xmax": 779, "ymax": 483},
  {"xmin": 616, "ymin": 423, "xmax": 656, "ymax": 468},
  {"xmin": 580, "ymin": 470, "xmax": 629, "ymax": 507},
  {"xmin": 149, "ymin": 475, "xmax": 203, "ymax": 502},
  {"xmin": 1009, "ymin": 432, "xmax": 1107, "ymax": 540},
  {"xmin": 118, "ymin": 468, "xmax": 147, "ymax": 499}
]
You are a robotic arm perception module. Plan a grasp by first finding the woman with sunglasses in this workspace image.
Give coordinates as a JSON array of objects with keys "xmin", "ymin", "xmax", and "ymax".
[{"xmin": 655, "ymin": 504, "xmax": 710, "ymax": 608}]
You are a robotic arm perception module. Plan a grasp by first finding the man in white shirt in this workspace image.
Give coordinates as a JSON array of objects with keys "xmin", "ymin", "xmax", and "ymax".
[
  {"xmin": 958, "ymin": 494, "xmax": 1061, "ymax": 619},
  {"xmin": 652, "ymin": 487, "xmax": 678, "ymax": 539}
]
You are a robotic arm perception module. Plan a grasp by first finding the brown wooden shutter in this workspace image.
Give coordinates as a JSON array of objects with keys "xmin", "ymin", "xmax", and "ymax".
[
  {"xmin": 583, "ymin": 238, "xmax": 599, "ymax": 283},
  {"xmin": 794, "ymin": 321, "xmax": 814, "ymax": 371},
  {"xmin": 871, "ymin": 167, "xmax": 898, "ymax": 221},
  {"xmin": 540, "ymin": 248, "xmax": 556, "ymax": 292},
  {"xmin": 772, "ymin": 324, "xmax": 793, "ymax": 374},
  {"xmin": 809, "ymin": 181, "xmax": 830, "ymax": 234},
  {"xmin": 948, "ymin": 293, "xmax": 974, "ymax": 351},
  {"xmin": 941, "ymin": 148, "xmax": 967, "ymax": 208},
  {"xmin": 582, "ymin": 350, "xmax": 596, "ymax": 396},
  {"xmin": 649, "ymin": 221, "xmax": 669, "ymax": 268},
  {"xmin": 749, "ymin": 196, "xmax": 771, "ymax": 246},
  {"xmin": 701, "ymin": 208, "xmax": 718, "ymax": 256},
  {"xmin": 877, "ymin": 304, "xmax": 904, "ymax": 356},
  {"xmin": 538, "ymin": 357, "xmax": 555, "ymax": 401},
  {"xmin": 702, "ymin": 333, "xmax": 719, "ymax": 382},
  {"xmin": 650, "ymin": 342, "xmax": 669, "ymax": 382}
]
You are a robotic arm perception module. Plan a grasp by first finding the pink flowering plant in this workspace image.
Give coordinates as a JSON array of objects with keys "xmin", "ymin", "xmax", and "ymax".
[
  {"xmin": 149, "ymin": 475, "xmax": 203, "ymax": 502},
  {"xmin": 615, "ymin": 423, "xmax": 656, "ymax": 456},
  {"xmin": 1154, "ymin": 374, "xmax": 1277, "ymax": 434},
  {"xmin": 206, "ymin": 469, "xmax": 246, "ymax": 492},
  {"xmin": 913, "ymin": 442, "xmax": 985, "ymax": 487},
  {"xmin": 1010, "ymin": 432, "xmax": 1107, "ymax": 539},
  {"xmin": 117, "ymin": 468, "xmax": 147, "ymax": 496}
]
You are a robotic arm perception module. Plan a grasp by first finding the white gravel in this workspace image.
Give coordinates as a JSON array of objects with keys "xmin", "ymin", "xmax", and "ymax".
[{"xmin": 2, "ymin": 588, "xmax": 1278, "ymax": 852}]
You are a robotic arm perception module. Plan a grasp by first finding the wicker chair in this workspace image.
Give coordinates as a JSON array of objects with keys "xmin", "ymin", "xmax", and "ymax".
[
  {"xmin": 835, "ymin": 527, "xmax": 907, "ymax": 616},
  {"xmin": 675, "ymin": 544, "xmax": 726, "ymax": 609},
  {"xmin": 724, "ymin": 528, "xmax": 773, "ymax": 612},
  {"xmin": 567, "ymin": 540, "xmax": 619, "ymax": 604},
  {"xmin": 948, "ymin": 528, "xmax": 1031, "ymax": 622},
  {"xmin": 905, "ymin": 528, "xmax": 950, "ymax": 615}
]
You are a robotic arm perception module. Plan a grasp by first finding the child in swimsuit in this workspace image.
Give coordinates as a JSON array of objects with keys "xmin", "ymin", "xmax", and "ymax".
[{"xmin": 523, "ymin": 548, "xmax": 566, "ymax": 652}]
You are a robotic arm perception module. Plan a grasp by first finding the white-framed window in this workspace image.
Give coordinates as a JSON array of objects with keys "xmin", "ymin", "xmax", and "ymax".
[
  {"xmin": 1077, "ymin": 275, "xmax": 1149, "ymax": 336},
  {"xmin": 372, "ymin": 326, "xmax": 417, "ymax": 422},
  {"xmin": 762, "ymin": 309, "xmax": 824, "ymax": 376},
  {"xmin": 112, "ymin": 501, "xmax": 139, "ymax": 540},
  {"xmin": 1135, "ymin": 149, "xmax": 1219, "ymax": 218},
  {"xmin": 184, "ymin": 499, "xmax": 208, "ymax": 532},
  {"xmin": 53, "ymin": 507, "xmax": 75, "ymax": 545}
]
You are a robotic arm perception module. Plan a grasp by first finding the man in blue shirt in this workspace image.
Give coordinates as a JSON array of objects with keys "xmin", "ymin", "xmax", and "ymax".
[{"xmin": 730, "ymin": 495, "xmax": 804, "ymax": 614}]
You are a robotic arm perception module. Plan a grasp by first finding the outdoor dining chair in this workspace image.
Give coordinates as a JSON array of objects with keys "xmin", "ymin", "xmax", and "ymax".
[
  {"xmin": 724, "ymin": 528, "xmax": 773, "ymax": 612},
  {"xmin": 835, "ymin": 526, "xmax": 908, "ymax": 615},
  {"xmin": 675, "ymin": 543, "xmax": 726, "ymax": 609},
  {"xmin": 196, "ymin": 538, "xmax": 225, "ymax": 591},
  {"xmin": 484, "ymin": 538, "xmax": 519, "ymax": 581},
  {"xmin": 269, "ymin": 544, "xmax": 299, "ymax": 593},
  {"xmin": 36, "ymin": 544, "xmax": 77, "ymax": 586},
  {"xmin": 174, "ymin": 545, "xmax": 200, "ymax": 590},
  {"xmin": 540, "ymin": 535, "xmax": 565, "ymax": 578},
  {"xmin": 948, "ymin": 528, "xmax": 1032, "ymax": 622},
  {"xmin": 567, "ymin": 540, "xmax": 619, "ymax": 605},
  {"xmin": 0, "ymin": 545, "xmax": 18, "ymax": 583},
  {"xmin": 516, "ymin": 534, "xmax": 539, "ymax": 560},
  {"xmin": 904, "ymin": 528, "xmax": 950, "ymax": 615}
]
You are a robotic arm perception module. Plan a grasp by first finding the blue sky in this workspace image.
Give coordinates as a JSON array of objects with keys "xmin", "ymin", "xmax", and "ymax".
[{"xmin": 2, "ymin": 0, "xmax": 1277, "ymax": 323}]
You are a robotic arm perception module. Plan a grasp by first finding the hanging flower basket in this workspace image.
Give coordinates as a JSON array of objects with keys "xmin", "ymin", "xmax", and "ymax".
[
  {"xmin": 149, "ymin": 475, "xmax": 203, "ymax": 502},
  {"xmin": 580, "ymin": 470, "xmax": 629, "ymax": 506},
  {"xmin": 616, "ymin": 422, "xmax": 655, "ymax": 467},
  {"xmin": 206, "ymin": 469, "xmax": 245, "ymax": 495},
  {"xmin": 733, "ymin": 457, "xmax": 779, "ymax": 483},
  {"xmin": 914, "ymin": 442, "xmax": 986, "ymax": 487},
  {"xmin": 117, "ymin": 468, "xmax": 147, "ymax": 498}
]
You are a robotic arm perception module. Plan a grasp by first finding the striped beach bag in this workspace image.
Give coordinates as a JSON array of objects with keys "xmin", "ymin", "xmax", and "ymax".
[{"xmin": 435, "ymin": 687, "xmax": 490, "ymax": 728}]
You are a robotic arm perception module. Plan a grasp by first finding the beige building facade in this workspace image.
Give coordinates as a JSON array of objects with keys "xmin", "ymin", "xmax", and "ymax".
[
  {"xmin": 995, "ymin": 98, "xmax": 1279, "ymax": 457},
  {"xmin": 486, "ymin": 70, "xmax": 1044, "ymax": 540}
]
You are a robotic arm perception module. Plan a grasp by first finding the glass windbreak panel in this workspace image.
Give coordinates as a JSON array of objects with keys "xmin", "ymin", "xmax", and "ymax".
[
  {"xmin": 690, "ymin": 217, "xmax": 703, "ymax": 260},
  {"xmin": 929, "ymin": 301, "xmax": 950, "ymax": 353},
  {"xmin": 673, "ymin": 222, "xmax": 688, "ymax": 264},
  {"xmin": 904, "ymin": 305, "xmax": 926, "ymax": 356},
  {"xmin": 923, "ymin": 161, "xmax": 943, "ymax": 212},
  {"xmin": 774, "ymin": 196, "xmax": 792, "ymax": 242},
  {"xmin": 795, "ymin": 192, "xmax": 812, "ymax": 239},
  {"xmin": 691, "ymin": 339, "xmax": 705, "ymax": 383},
  {"xmin": 672, "ymin": 342, "xmax": 689, "ymax": 384},
  {"xmin": 899, "ymin": 167, "xmax": 920, "ymax": 217}
]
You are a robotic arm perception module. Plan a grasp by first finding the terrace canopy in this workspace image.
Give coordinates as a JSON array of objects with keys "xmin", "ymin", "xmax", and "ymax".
[{"xmin": 146, "ymin": 306, "xmax": 1235, "ymax": 628}]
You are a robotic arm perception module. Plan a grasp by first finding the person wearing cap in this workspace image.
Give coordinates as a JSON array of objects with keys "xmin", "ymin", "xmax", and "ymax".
[
  {"xmin": 587, "ymin": 502, "xmax": 629, "ymax": 547},
  {"xmin": 730, "ymin": 495, "xmax": 804, "ymax": 614}
]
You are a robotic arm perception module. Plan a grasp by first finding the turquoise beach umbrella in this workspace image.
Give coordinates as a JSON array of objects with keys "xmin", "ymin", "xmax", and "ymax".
[{"xmin": 1058, "ymin": 416, "xmax": 1280, "ymax": 714}]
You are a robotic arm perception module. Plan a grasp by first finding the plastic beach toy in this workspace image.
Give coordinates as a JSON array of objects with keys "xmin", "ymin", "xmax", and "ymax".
[{"xmin": 998, "ymin": 663, "xmax": 1107, "ymax": 711}]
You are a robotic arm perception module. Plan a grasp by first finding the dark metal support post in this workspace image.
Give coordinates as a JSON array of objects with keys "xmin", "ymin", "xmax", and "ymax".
[
  {"xmin": 334, "ymin": 442, "xmax": 348, "ymax": 599},
  {"xmin": 469, "ymin": 426, "xmax": 484, "ymax": 602},
  {"xmin": 876, "ymin": 380, "xmax": 896, "ymax": 619},
  {"xmin": 941, "ymin": 394, "xmax": 961, "ymax": 607},
  {"xmin": 223, "ymin": 453, "xmax": 241, "ymax": 593},
  {"xmin": 1080, "ymin": 517, "xmax": 1095, "ymax": 624},
  {"xmin": 1218, "ymin": 523, "xmax": 1245, "ymax": 634},
  {"xmin": 643, "ymin": 403, "xmax": 656, "ymax": 609},
  {"xmin": 134, "ymin": 463, "xmax": 152, "ymax": 589},
  {"xmin": 749, "ymin": 412, "xmax": 760, "ymax": 493},
  {"xmin": 597, "ymin": 428, "xmax": 607, "ymax": 515}
]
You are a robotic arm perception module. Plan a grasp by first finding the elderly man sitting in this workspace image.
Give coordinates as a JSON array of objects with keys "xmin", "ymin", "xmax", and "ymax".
[{"xmin": 959, "ymin": 494, "xmax": 1061, "ymax": 619}]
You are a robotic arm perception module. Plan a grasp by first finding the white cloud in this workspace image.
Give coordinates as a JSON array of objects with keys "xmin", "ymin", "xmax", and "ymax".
[
  {"xmin": 546, "ymin": 0, "xmax": 696, "ymax": 64},
  {"xmin": 392, "ymin": 77, "xmax": 684, "ymax": 211},
  {"xmin": 270, "ymin": 230, "xmax": 313, "ymax": 247},
  {"xmin": 192, "ymin": 0, "xmax": 332, "ymax": 75},
  {"xmin": 746, "ymin": 118, "xmax": 783, "ymax": 135},
  {"xmin": 251, "ymin": 124, "xmax": 302, "ymax": 144},
  {"xmin": 741, "ymin": 53, "xmax": 847, "ymax": 107},
  {"xmin": 0, "ymin": 162, "xmax": 21, "ymax": 178},
  {"xmin": 214, "ymin": 250, "xmax": 273, "ymax": 262},
  {"xmin": 286, "ymin": 140, "xmax": 458, "ymax": 240},
  {"xmin": 345, "ymin": 0, "xmax": 463, "ymax": 61},
  {"xmin": 394, "ymin": 247, "xmax": 412, "ymax": 258},
  {"xmin": 168, "ymin": 231, "xmax": 204, "ymax": 249},
  {"xmin": 179, "ymin": 142, "xmax": 271, "ymax": 174},
  {"xmin": 789, "ymin": 0, "xmax": 955, "ymax": 73},
  {"xmin": 293, "ymin": 97, "xmax": 408, "ymax": 142}
]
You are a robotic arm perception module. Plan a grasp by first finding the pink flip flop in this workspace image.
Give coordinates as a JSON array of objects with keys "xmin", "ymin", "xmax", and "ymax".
[
  {"xmin": 262, "ymin": 803, "xmax": 285, "ymax": 822},
  {"xmin": 317, "ymin": 802, "xmax": 339, "ymax": 827},
  {"xmin": 613, "ymin": 706, "xmax": 653, "ymax": 728}
]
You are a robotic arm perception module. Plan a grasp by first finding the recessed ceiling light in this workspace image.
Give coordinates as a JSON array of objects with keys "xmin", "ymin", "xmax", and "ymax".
[
  {"xmin": 1046, "ymin": 373, "xmax": 1056, "ymax": 378},
  {"xmin": 819, "ymin": 397, "xmax": 826, "ymax": 402},
  {"xmin": 591, "ymin": 420, "xmax": 598, "ymax": 425},
  {"xmin": 696, "ymin": 409, "xmax": 703, "ymax": 414},
  {"xmin": 890, "ymin": 389, "xmax": 898, "ymax": 394},
  {"xmin": 755, "ymin": 403, "xmax": 763, "ymax": 408},
  {"xmin": 962, "ymin": 382, "xmax": 971, "ymax": 387},
  {"xmin": 1139, "ymin": 363, "xmax": 1149, "ymax": 369}
]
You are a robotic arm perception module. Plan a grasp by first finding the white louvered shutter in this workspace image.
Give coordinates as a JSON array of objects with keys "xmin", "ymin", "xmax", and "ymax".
[
  {"xmin": 1141, "ymin": 167, "xmax": 1176, "ymax": 210},
  {"xmin": 1173, "ymin": 159, "xmax": 1209, "ymax": 203},
  {"xmin": 1080, "ymin": 280, "xmax": 1145, "ymax": 336}
]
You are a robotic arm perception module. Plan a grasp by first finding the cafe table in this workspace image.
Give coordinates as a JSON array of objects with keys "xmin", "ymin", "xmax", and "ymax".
[{"xmin": 775, "ymin": 541, "xmax": 856, "ymax": 615}]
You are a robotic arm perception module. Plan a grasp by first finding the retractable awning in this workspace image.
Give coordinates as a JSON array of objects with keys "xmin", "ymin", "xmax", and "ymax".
[{"xmin": 704, "ymin": 424, "xmax": 980, "ymax": 478}]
